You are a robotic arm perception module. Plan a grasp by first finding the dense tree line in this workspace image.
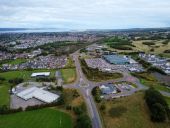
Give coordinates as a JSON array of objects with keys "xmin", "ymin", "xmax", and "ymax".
[
  {"xmin": 8, "ymin": 78, "xmax": 24, "ymax": 85},
  {"xmin": 36, "ymin": 77, "xmax": 56, "ymax": 82},
  {"xmin": 136, "ymin": 57, "xmax": 151, "ymax": 68},
  {"xmin": 145, "ymin": 87, "xmax": 170, "ymax": 122},
  {"xmin": 0, "ymin": 105, "xmax": 22, "ymax": 115},
  {"xmin": 148, "ymin": 66, "xmax": 166, "ymax": 75}
]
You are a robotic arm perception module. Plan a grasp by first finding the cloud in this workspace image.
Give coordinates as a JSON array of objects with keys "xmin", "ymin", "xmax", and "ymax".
[{"xmin": 0, "ymin": 0, "xmax": 170, "ymax": 29}]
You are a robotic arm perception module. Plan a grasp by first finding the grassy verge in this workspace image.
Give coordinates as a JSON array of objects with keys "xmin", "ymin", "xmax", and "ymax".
[
  {"xmin": 0, "ymin": 108, "xmax": 73, "ymax": 128},
  {"xmin": 97, "ymin": 92, "xmax": 170, "ymax": 128},
  {"xmin": 0, "ymin": 82, "xmax": 10, "ymax": 106},
  {"xmin": 60, "ymin": 68, "xmax": 76, "ymax": 84},
  {"xmin": 131, "ymin": 72, "xmax": 170, "ymax": 92},
  {"xmin": 80, "ymin": 59, "xmax": 123, "ymax": 82},
  {"xmin": 65, "ymin": 56, "xmax": 75, "ymax": 68}
]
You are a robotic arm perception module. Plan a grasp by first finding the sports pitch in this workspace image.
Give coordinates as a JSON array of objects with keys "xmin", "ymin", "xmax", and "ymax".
[{"xmin": 0, "ymin": 108, "xmax": 73, "ymax": 128}]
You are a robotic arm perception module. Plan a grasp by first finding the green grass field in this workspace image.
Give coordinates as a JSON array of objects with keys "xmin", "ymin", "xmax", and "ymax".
[
  {"xmin": 0, "ymin": 108, "xmax": 73, "ymax": 128},
  {"xmin": 7, "ymin": 59, "xmax": 27, "ymax": 65},
  {"xmin": 98, "ymin": 92, "xmax": 170, "ymax": 128},
  {"xmin": 0, "ymin": 69, "xmax": 56, "ymax": 81},
  {"xmin": 164, "ymin": 96, "xmax": 170, "ymax": 107},
  {"xmin": 0, "ymin": 69, "xmax": 56, "ymax": 106},
  {"xmin": 60, "ymin": 68, "xmax": 76, "ymax": 84},
  {"xmin": 0, "ymin": 82, "xmax": 10, "ymax": 106}
]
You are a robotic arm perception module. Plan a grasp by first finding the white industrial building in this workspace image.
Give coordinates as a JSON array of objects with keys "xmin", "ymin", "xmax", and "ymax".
[
  {"xmin": 17, "ymin": 87, "xmax": 59, "ymax": 103},
  {"xmin": 31, "ymin": 72, "xmax": 50, "ymax": 77}
]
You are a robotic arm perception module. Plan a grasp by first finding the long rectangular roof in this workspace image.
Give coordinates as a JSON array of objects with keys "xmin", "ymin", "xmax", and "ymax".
[{"xmin": 31, "ymin": 72, "xmax": 50, "ymax": 77}]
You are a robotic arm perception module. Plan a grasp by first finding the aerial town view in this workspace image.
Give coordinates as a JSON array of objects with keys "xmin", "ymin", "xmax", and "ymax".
[{"xmin": 0, "ymin": 0, "xmax": 170, "ymax": 128}]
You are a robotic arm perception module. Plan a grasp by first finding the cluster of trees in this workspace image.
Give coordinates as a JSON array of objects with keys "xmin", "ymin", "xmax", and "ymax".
[
  {"xmin": 36, "ymin": 77, "xmax": 56, "ymax": 82},
  {"xmin": 8, "ymin": 78, "xmax": 24, "ymax": 85},
  {"xmin": 92, "ymin": 86, "xmax": 102, "ymax": 103},
  {"xmin": 145, "ymin": 87, "xmax": 170, "ymax": 122},
  {"xmin": 104, "ymin": 36, "xmax": 133, "ymax": 50}
]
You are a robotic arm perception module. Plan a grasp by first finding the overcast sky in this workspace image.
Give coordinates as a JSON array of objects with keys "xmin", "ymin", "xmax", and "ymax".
[{"xmin": 0, "ymin": 0, "xmax": 170, "ymax": 29}]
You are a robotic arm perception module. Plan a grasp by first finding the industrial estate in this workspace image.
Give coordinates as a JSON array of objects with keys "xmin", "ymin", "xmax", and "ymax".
[{"xmin": 0, "ymin": 29, "xmax": 170, "ymax": 128}]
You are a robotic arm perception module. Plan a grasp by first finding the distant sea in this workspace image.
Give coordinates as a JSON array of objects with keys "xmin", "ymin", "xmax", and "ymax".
[{"xmin": 0, "ymin": 28, "xmax": 74, "ymax": 33}]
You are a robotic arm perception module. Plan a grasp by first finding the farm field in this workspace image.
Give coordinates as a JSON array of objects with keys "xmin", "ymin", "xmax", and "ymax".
[
  {"xmin": 0, "ymin": 108, "xmax": 73, "ymax": 128},
  {"xmin": 60, "ymin": 68, "xmax": 76, "ymax": 84},
  {"xmin": 98, "ymin": 92, "xmax": 170, "ymax": 128}
]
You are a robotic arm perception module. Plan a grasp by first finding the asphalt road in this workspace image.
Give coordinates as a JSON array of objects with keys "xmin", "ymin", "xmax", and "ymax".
[{"xmin": 63, "ymin": 50, "xmax": 170, "ymax": 128}]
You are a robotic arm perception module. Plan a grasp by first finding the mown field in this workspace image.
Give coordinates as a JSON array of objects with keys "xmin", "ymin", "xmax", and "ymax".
[
  {"xmin": 0, "ymin": 108, "xmax": 73, "ymax": 128},
  {"xmin": 60, "ymin": 68, "xmax": 76, "ymax": 84},
  {"xmin": 0, "ymin": 69, "xmax": 56, "ymax": 81},
  {"xmin": 98, "ymin": 92, "xmax": 170, "ymax": 128}
]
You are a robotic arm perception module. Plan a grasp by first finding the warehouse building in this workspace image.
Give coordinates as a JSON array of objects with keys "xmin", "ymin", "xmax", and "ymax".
[
  {"xmin": 17, "ymin": 87, "xmax": 59, "ymax": 103},
  {"xmin": 102, "ymin": 55, "xmax": 129, "ymax": 65}
]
